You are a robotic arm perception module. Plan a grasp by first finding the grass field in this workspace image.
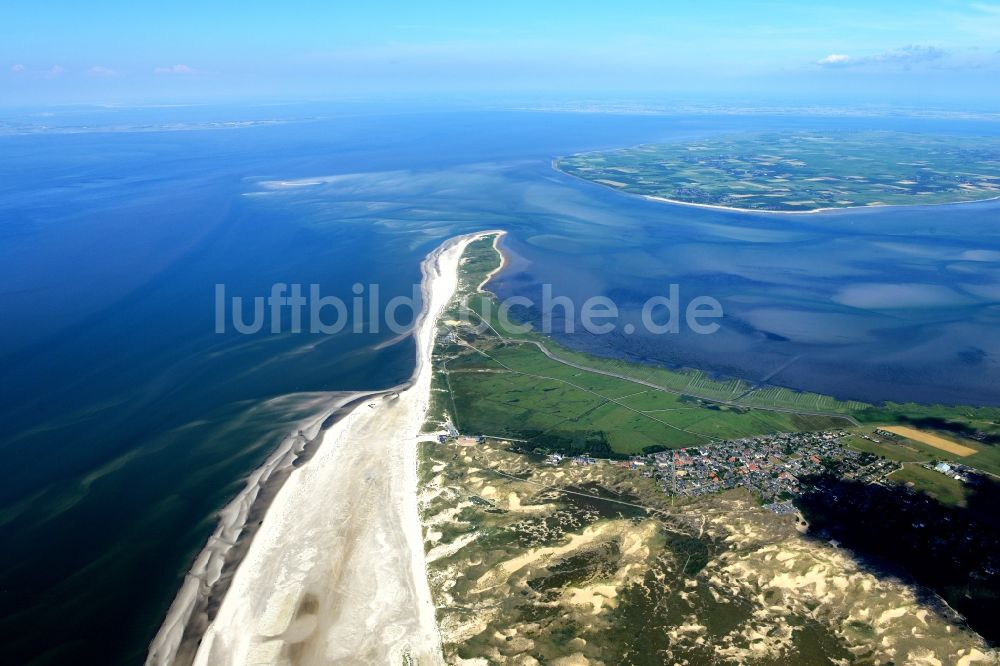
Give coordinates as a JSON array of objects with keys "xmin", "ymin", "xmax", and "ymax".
[
  {"xmin": 855, "ymin": 403, "xmax": 1000, "ymax": 476},
  {"xmin": 841, "ymin": 434, "xmax": 935, "ymax": 463},
  {"xmin": 888, "ymin": 464, "xmax": 970, "ymax": 508},
  {"xmin": 843, "ymin": 428, "xmax": 1000, "ymax": 478},
  {"xmin": 445, "ymin": 342, "xmax": 846, "ymax": 454}
]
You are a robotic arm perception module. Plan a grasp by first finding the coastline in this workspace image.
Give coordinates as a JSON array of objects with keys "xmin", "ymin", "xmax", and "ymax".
[
  {"xmin": 642, "ymin": 192, "xmax": 1000, "ymax": 215},
  {"xmin": 145, "ymin": 390, "xmax": 384, "ymax": 666},
  {"xmin": 153, "ymin": 231, "xmax": 500, "ymax": 666},
  {"xmin": 551, "ymin": 160, "xmax": 1000, "ymax": 215},
  {"xmin": 476, "ymin": 230, "xmax": 508, "ymax": 293}
]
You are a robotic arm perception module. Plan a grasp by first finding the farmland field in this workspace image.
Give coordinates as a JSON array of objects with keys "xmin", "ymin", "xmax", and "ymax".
[
  {"xmin": 555, "ymin": 132, "xmax": 1000, "ymax": 212},
  {"xmin": 879, "ymin": 425, "xmax": 977, "ymax": 456}
]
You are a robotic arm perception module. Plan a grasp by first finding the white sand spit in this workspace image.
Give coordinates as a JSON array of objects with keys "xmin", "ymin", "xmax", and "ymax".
[{"xmin": 187, "ymin": 232, "xmax": 500, "ymax": 666}]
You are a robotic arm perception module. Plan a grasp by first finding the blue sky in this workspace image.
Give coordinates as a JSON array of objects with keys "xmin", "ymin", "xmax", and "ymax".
[{"xmin": 3, "ymin": 0, "xmax": 1000, "ymax": 106}]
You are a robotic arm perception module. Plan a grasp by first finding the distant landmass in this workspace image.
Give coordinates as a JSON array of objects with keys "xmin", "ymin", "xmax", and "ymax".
[{"xmin": 555, "ymin": 131, "xmax": 1000, "ymax": 212}]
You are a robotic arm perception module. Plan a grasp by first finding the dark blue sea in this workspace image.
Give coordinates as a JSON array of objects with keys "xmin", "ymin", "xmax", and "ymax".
[{"xmin": 1, "ymin": 103, "xmax": 999, "ymax": 664}]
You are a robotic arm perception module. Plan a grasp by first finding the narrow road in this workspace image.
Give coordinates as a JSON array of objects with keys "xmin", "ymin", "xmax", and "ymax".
[{"xmin": 461, "ymin": 341, "xmax": 716, "ymax": 442}]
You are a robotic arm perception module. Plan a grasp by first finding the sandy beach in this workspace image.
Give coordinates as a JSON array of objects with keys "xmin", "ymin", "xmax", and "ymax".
[
  {"xmin": 169, "ymin": 232, "xmax": 492, "ymax": 666},
  {"xmin": 642, "ymin": 192, "xmax": 1000, "ymax": 215},
  {"xmin": 477, "ymin": 231, "xmax": 507, "ymax": 293},
  {"xmin": 146, "ymin": 391, "xmax": 380, "ymax": 666}
]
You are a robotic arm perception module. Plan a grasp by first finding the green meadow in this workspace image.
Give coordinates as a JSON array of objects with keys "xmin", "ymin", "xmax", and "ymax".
[{"xmin": 888, "ymin": 464, "xmax": 971, "ymax": 508}]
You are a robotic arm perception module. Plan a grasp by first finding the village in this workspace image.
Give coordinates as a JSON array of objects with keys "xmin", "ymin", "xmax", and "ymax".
[
  {"xmin": 647, "ymin": 430, "xmax": 899, "ymax": 503},
  {"xmin": 437, "ymin": 416, "xmax": 1000, "ymax": 519},
  {"xmin": 441, "ymin": 422, "xmax": 902, "ymax": 506}
]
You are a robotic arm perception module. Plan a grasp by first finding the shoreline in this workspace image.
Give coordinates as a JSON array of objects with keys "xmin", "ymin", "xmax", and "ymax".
[
  {"xmin": 145, "ymin": 390, "xmax": 384, "ymax": 666},
  {"xmin": 641, "ymin": 192, "xmax": 1000, "ymax": 215},
  {"xmin": 551, "ymin": 160, "xmax": 1000, "ymax": 215},
  {"xmin": 153, "ymin": 231, "xmax": 500, "ymax": 666},
  {"xmin": 476, "ymin": 230, "xmax": 508, "ymax": 293}
]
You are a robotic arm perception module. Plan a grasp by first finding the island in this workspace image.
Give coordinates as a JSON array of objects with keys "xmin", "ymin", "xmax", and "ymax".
[
  {"xmin": 555, "ymin": 131, "xmax": 1000, "ymax": 213},
  {"xmin": 420, "ymin": 232, "xmax": 1000, "ymax": 664}
]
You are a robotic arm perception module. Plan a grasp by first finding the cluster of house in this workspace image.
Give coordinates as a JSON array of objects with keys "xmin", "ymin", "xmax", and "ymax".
[
  {"xmin": 646, "ymin": 431, "xmax": 896, "ymax": 503},
  {"xmin": 930, "ymin": 461, "xmax": 974, "ymax": 483},
  {"xmin": 435, "ymin": 424, "xmax": 967, "ymax": 512},
  {"xmin": 437, "ymin": 421, "xmax": 485, "ymax": 446},
  {"xmin": 544, "ymin": 452, "xmax": 598, "ymax": 466}
]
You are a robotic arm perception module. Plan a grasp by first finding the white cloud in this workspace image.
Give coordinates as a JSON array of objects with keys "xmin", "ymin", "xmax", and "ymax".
[
  {"xmin": 87, "ymin": 65, "xmax": 117, "ymax": 78},
  {"xmin": 154, "ymin": 64, "xmax": 194, "ymax": 75},
  {"xmin": 817, "ymin": 53, "xmax": 852, "ymax": 66},
  {"xmin": 817, "ymin": 45, "xmax": 946, "ymax": 68},
  {"xmin": 9, "ymin": 63, "xmax": 66, "ymax": 78}
]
